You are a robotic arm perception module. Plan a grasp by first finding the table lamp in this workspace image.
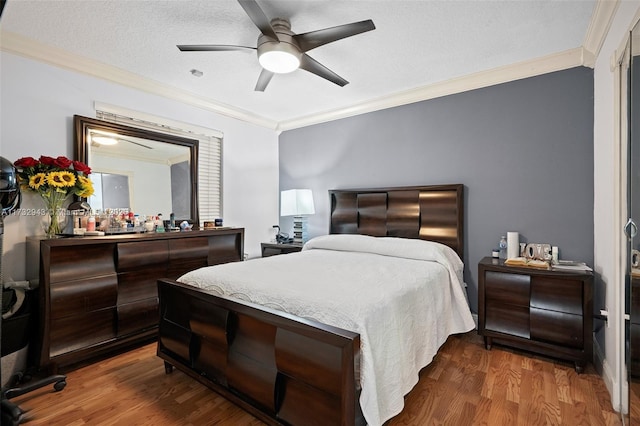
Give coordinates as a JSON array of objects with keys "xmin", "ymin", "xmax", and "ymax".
[{"xmin": 280, "ymin": 189, "xmax": 315, "ymax": 244}]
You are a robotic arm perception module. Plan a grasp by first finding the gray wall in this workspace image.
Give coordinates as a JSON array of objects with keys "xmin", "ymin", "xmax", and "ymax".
[{"xmin": 279, "ymin": 67, "xmax": 594, "ymax": 314}]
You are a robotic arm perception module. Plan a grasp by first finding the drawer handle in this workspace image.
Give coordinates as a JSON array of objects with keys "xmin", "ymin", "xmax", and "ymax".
[{"xmin": 625, "ymin": 218, "xmax": 638, "ymax": 239}]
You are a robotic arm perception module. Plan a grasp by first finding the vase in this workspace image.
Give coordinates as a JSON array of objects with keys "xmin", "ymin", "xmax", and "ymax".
[{"xmin": 41, "ymin": 194, "xmax": 70, "ymax": 238}]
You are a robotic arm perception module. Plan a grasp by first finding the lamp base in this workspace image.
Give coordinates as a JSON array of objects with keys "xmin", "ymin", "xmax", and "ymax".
[{"xmin": 292, "ymin": 216, "xmax": 309, "ymax": 244}]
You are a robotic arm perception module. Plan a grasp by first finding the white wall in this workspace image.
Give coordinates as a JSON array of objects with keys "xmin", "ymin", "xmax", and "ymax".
[
  {"xmin": 0, "ymin": 52, "xmax": 279, "ymax": 282},
  {"xmin": 593, "ymin": 0, "xmax": 640, "ymax": 410}
]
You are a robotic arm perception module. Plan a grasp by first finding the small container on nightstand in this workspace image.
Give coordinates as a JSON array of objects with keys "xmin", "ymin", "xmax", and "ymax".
[{"xmin": 261, "ymin": 242, "xmax": 303, "ymax": 257}]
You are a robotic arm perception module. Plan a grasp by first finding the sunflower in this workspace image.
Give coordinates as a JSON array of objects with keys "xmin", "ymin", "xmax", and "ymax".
[
  {"xmin": 77, "ymin": 175, "xmax": 95, "ymax": 197},
  {"xmin": 59, "ymin": 170, "xmax": 76, "ymax": 187},
  {"xmin": 47, "ymin": 171, "xmax": 76, "ymax": 188},
  {"xmin": 29, "ymin": 173, "xmax": 47, "ymax": 190}
]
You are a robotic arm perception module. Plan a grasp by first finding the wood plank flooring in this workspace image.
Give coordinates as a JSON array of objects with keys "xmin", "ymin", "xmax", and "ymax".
[{"xmin": 9, "ymin": 331, "xmax": 620, "ymax": 425}]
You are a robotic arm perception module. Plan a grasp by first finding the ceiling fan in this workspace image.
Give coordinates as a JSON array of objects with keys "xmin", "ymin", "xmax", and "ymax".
[{"xmin": 177, "ymin": 0, "xmax": 375, "ymax": 91}]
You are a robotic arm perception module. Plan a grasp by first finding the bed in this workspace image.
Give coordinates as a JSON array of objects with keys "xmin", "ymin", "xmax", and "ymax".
[{"xmin": 156, "ymin": 184, "xmax": 474, "ymax": 426}]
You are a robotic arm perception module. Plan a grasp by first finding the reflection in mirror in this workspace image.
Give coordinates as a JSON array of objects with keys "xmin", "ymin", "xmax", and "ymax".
[
  {"xmin": 73, "ymin": 115, "xmax": 199, "ymax": 226},
  {"xmin": 90, "ymin": 172, "xmax": 131, "ymax": 211}
]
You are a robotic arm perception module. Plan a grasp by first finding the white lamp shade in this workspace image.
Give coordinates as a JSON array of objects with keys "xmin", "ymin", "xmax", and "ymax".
[{"xmin": 281, "ymin": 189, "xmax": 315, "ymax": 216}]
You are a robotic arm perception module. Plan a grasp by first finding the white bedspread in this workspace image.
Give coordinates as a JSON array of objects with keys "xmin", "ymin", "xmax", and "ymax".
[{"xmin": 178, "ymin": 234, "xmax": 475, "ymax": 425}]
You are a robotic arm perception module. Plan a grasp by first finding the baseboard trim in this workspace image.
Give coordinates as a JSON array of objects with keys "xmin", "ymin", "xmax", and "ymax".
[{"xmin": 594, "ymin": 335, "xmax": 622, "ymax": 413}]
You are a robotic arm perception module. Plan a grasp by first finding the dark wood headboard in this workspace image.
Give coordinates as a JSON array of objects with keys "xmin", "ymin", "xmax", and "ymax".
[{"xmin": 329, "ymin": 184, "xmax": 464, "ymax": 259}]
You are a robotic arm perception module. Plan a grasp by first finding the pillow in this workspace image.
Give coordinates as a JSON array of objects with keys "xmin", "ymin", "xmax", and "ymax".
[{"xmin": 303, "ymin": 234, "xmax": 463, "ymax": 282}]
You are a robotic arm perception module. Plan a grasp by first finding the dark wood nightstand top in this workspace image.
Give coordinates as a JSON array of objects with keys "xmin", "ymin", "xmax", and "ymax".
[
  {"xmin": 478, "ymin": 256, "xmax": 593, "ymax": 277},
  {"xmin": 261, "ymin": 242, "xmax": 303, "ymax": 257}
]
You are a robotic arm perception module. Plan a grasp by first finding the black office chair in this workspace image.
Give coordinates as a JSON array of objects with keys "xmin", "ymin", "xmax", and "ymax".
[
  {"xmin": 0, "ymin": 157, "xmax": 66, "ymax": 425},
  {"xmin": 1, "ymin": 286, "xmax": 67, "ymax": 425}
]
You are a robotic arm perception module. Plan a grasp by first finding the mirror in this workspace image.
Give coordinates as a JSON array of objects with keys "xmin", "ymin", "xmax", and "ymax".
[
  {"xmin": 625, "ymin": 18, "xmax": 640, "ymax": 426},
  {"xmin": 73, "ymin": 115, "xmax": 199, "ymax": 226}
]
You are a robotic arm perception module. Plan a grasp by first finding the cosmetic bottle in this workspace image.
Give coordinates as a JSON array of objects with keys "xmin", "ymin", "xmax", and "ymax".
[
  {"xmin": 87, "ymin": 216, "xmax": 96, "ymax": 232},
  {"xmin": 155, "ymin": 214, "xmax": 165, "ymax": 233}
]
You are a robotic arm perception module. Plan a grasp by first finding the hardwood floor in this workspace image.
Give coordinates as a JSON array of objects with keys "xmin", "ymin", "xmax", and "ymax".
[{"xmin": 9, "ymin": 331, "xmax": 620, "ymax": 425}]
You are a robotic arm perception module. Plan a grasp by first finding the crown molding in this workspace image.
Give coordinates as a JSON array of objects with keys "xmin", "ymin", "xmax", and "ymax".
[
  {"xmin": 1, "ymin": 30, "xmax": 595, "ymax": 134},
  {"xmin": 582, "ymin": 0, "xmax": 620, "ymax": 67},
  {"xmin": 278, "ymin": 47, "xmax": 585, "ymax": 131},
  {"xmin": 0, "ymin": 31, "xmax": 278, "ymax": 130}
]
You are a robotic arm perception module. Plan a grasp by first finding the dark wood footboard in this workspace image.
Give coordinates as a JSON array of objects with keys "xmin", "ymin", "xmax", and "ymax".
[{"xmin": 157, "ymin": 279, "xmax": 363, "ymax": 426}]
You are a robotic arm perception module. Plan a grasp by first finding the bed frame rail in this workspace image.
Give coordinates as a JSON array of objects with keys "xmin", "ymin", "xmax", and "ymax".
[{"xmin": 157, "ymin": 279, "xmax": 363, "ymax": 426}]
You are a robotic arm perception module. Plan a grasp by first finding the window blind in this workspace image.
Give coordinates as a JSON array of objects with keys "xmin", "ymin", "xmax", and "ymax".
[{"xmin": 95, "ymin": 109, "xmax": 222, "ymax": 225}]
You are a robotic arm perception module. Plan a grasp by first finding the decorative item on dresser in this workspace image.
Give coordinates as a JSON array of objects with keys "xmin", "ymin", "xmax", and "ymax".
[
  {"xmin": 260, "ymin": 242, "xmax": 303, "ymax": 257},
  {"xmin": 13, "ymin": 155, "xmax": 94, "ymax": 238},
  {"xmin": 156, "ymin": 184, "xmax": 469, "ymax": 426},
  {"xmin": 27, "ymin": 228, "xmax": 244, "ymax": 373},
  {"xmin": 478, "ymin": 256, "xmax": 594, "ymax": 373}
]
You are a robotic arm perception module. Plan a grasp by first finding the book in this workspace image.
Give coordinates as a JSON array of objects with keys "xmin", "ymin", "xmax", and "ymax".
[
  {"xmin": 504, "ymin": 257, "xmax": 550, "ymax": 269},
  {"xmin": 552, "ymin": 260, "xmax": 592, "ymax": 272}
]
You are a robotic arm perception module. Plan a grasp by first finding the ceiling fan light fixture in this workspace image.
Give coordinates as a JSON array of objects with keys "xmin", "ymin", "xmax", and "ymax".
[
  {"xmin": 259, "ymin": 51, "xmax": 299, "ymax": 73},
  {"xmin": 92, "ymin": 136, "xmax": 118, "ymax": 146},
  {"xmin": 257, "ymin": 41, "xmax": 301, "ymax": 74}
]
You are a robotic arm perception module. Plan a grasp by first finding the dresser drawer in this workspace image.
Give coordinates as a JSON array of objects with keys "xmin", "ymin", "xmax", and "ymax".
[
  {"xmin": 485, "ymin": 303, "xmax": 529, "ymax": 339},
  {"xmin": 531, "ymin": 276, "xmax": 583, "ymax": 315},
  {"xmin": 49, "ymin": 244, "xmax": 116, "ymax": 283},
  {"xmin": 118, "ymin": 268, "xmax": 166, "ymax": 304},
  {"xmin": 50, "ymin": 275, "xmax": 118, "ymax": 319},
  {"xmin": 484, "ymin": 271, "xmax": 530, "ymax": 307},
  {"xmin": 50, "ymin": 308, "xmax": 116, "ymax": 357},
  {"xmin": 530, "ymin": 307, "xmax": 583, "ymax": 348},
  {"xmin": 117, "ymin": 297, "xmax": 158, "ymax": 337},
  {"xmin": 117, "ymin": 240, "xmax": 168, "ymax": 271}
]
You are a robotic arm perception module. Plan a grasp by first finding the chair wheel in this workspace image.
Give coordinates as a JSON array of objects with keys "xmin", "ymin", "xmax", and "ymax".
[{"xmin": 53, "ymin": 380, "xmax": 66, "ymax": 392}]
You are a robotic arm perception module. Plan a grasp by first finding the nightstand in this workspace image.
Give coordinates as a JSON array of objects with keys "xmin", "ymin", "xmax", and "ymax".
[
  {"xmin": 478, "ymin": 257, "xmax": 593, "ymax": 372},
  {"xmin": 261, "ymin": 242, "xmax": 303, "ymax": 257}
]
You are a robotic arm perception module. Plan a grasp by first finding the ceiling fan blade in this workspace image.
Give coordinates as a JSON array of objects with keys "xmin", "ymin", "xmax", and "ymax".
[
  {"xmin": 299, "ymin": 54, "xmax": 348, "ymax": 87},
  {"xmin": 238, "ymin": 0, "xmax": 278, "ymax": 40},
  {"xmin": 293, "ymin": 19, "xmax": 375, "ymax": 52},
  {"xmin": 177, "ymin": 44, "xmax": 255, "ymax": 52},
  {"xmin": 255, "ymin": 69, "xmax": 274, "ymax": 91}
]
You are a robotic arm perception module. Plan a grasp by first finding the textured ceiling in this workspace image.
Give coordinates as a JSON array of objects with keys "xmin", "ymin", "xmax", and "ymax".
[{"xmin": 0, "ymin": 0, "xmax": 597, "ymax": 128}]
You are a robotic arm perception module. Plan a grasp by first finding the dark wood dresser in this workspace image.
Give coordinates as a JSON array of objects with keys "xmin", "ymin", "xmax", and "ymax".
[
  {"xmin": 27, "ymin": 228, "xmax": 244, "ymax": 372},
  {"xmin": 478, "ymin": 257, "xmax": 593, "ymax": 372}
]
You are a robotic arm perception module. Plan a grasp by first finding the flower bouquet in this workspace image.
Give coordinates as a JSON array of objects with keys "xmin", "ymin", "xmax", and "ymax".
[{"xmin": 14, "ymin": 155, "xmax": 94, "ymax": 237}]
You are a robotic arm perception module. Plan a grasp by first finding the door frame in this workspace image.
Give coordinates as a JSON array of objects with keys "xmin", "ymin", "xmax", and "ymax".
[{"xmin": 616, "ymin": 12, "xmax": 640, "ymax": 421}]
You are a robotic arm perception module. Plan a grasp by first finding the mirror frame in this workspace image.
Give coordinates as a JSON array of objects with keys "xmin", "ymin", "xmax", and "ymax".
[{"xmin": 73, "ymin": 115, "xmax": 199, "ymax": 226}]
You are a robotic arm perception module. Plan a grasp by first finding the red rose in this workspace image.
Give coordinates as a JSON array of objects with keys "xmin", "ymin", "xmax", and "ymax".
[
  {"xmin": 53, "ymin": 156, "xmax": 73, "ymax": 169},
  {"xmin": 14, "ymin": 156, "xmax": 39, "ymax": 168},
  {"xmin": 72, "ymin": 160, "xmax": 92, "ymax": 175},
  {"xmin": 39, "ymin": 156, "xmax": 56, "ymax": 166}
]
